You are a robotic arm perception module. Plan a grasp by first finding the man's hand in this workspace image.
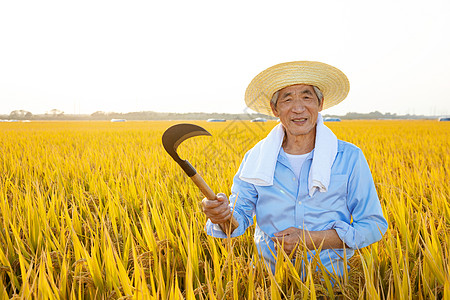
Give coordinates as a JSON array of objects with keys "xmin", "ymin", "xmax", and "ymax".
[
  {"xmin": 271, "ymin": 227, "xmax": 345, "ymax": 255},
  {"xmin": 271, "ymin": 227, "xmax": 307, "ymax": 255},
  {"xmin": 201, "ymin": 193, "xmax": 232, "ymax": 224}
]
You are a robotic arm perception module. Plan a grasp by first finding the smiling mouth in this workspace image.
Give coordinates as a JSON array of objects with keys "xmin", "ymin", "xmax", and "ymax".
[{"xmin": 291, "ymin": 117, "xmax": 308, "ymax": 124}]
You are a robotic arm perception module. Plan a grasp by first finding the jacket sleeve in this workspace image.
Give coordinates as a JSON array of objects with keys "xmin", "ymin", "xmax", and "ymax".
[
  {"xmin": 205, "ymin": 152, "xmax": 258, "ymax": 238},
  {"xmin": 330, "ymin": 149, "xmax": 388, "ymax": 249}
]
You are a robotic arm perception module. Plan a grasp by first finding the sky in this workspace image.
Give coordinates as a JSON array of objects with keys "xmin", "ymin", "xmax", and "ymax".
[{"xmin": 1, "ymin": 0, "xmax": 449, "ymax": 116}]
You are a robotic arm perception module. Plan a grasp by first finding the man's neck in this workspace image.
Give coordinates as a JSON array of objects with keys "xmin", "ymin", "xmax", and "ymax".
[{"xmin": 282, "ymin": 127, "xmax": 316, "ymax": 155}]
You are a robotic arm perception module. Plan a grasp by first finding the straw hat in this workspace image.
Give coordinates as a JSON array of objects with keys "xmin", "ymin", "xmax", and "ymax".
[{"xmin": 245, "ymin": 61, "xmax": 350, "ymax": 116}]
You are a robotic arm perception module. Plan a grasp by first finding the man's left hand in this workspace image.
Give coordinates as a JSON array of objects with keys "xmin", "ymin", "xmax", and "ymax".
[{"xmin": 271, "ymin": 227, "xmax": 307, "ymax": 255}]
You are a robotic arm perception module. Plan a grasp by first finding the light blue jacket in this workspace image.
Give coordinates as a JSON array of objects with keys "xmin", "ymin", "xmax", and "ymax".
[{"xmin": 206, "ymin": 140, "xmax": 388, "ymax": 275}]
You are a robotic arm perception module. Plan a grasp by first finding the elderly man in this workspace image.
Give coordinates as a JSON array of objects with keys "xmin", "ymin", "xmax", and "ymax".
[{"xmin": 202, "ymin": 61, "xmax": 388, "ymax": 275}]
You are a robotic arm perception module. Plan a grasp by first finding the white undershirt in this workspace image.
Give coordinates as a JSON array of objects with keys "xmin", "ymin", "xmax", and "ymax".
[{"xmin": 284, "ymin": 150, "xmax": 312, "ymax": 179}]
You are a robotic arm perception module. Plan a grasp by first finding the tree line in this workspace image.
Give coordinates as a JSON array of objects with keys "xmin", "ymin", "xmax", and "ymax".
[{"xmin": 0, "ymin": 109, "xmax": 442, "ymax": 121}]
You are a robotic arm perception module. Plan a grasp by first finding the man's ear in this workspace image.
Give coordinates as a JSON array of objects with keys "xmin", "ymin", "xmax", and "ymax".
[
  {"xmin": 270, "ymin": 102, "xmax": 279, "ymax": 117},
  {"xmin": 318, "ymin": 97, "xmax": 324, "ymax": 112}
]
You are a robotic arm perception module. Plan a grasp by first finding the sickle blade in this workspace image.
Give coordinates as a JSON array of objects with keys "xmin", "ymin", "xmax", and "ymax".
[{"xmin": 162, "ymin": 123, "xmax": 211, "ymax": 161}]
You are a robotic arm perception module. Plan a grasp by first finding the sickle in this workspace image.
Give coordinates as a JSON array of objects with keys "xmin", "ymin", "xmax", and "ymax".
[{"xmin": 162, "ymin": 123, "xmax": 239, "ymax": 234}]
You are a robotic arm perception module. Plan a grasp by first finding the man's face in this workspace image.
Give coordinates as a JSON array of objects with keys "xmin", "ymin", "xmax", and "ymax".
[{"xmin": 270, "ymin": 84, "xmax": 323, "ymax": 138}]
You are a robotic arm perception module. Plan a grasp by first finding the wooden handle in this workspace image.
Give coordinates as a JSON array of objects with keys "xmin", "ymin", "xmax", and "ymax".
[
  {"xmin": 191, "ymin": 173, "xmax": 239, "ymax": 235},
  {"xmin": 191, "ymin": 173, "xmax": 216, "ymax": 200}
]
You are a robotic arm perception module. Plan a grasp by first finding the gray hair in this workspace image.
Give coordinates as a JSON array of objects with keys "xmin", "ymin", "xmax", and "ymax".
[{"xmin": 270, "ymin": 86, "xmax": 323, "ymax": 106}]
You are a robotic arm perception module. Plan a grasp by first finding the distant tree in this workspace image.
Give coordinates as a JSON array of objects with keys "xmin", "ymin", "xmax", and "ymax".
[
  {"xmin": 90, "ymin": 111, "xmax": 109, "ymax": 120},
  {"xmin": 49, "ymin": 109, "xmax": 64, "ymax": 117},
  {"xmin": 10, "ymin": 110, "xmax": 32, "ymax": 119},
  {"xmin": 91, "ymin": 111, "xmax": 106, "ymax": 117}
]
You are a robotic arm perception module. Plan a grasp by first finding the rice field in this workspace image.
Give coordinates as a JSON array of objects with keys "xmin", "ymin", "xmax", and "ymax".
[{"xmin": 0, "ymin": 120, "xmax": 449, "ymax": 299}]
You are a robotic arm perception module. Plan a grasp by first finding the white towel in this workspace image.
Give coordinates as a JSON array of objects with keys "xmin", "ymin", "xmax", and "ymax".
[{"xmin": 239, "ymin": 113, "xmax": 338, "ymax": 197}]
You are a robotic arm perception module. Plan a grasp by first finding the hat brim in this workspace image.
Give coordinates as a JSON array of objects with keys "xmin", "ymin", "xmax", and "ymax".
[{"xmin": 245, "ymin": 61, "xmax": 350, "ymax": 116}]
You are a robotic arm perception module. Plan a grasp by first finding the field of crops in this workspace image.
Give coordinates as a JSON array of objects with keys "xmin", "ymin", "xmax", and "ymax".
[{"xmin": 0, "ymin": 120, "xmax": 449, "ymax": 299}]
